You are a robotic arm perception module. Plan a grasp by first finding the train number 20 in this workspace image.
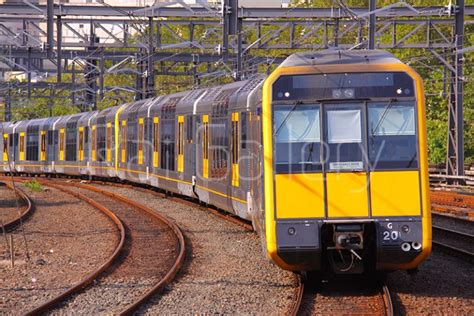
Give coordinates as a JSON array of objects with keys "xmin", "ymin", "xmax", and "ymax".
[{"xmin": 382, "ymin": 223, "xmax": 399, "ymax": 241}]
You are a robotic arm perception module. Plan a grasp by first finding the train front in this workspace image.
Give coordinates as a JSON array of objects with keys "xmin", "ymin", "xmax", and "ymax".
[{"xmin": 262, "ymin": 50, "xmax": 431, "ymax": 274}]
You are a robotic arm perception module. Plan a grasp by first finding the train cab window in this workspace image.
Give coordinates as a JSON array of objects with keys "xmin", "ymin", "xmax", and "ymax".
[
  {"xmin": 325, "ymin": 105, "xmax": 365, "ymax": 171},
  {"xmin": 368, "ymin": 102, "xmax": 418, "ymax": 169},
  {"xmin": 273, "ymin": 104, "xmax": 321, "ymax": 173}
]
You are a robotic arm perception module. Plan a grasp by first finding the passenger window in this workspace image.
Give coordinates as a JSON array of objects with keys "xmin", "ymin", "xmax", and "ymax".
[
  {"xmin": 273, "ymin": 104, "xmax": 321, "ymax": 173},
  {"xmin": 241, "ymin": 112, "xmax": 247, "ymax": 149},
  {"xmin": 368, "ymin": 103, "xmax": 417, "ymax": 169},
  {"xmin": 325, "ymin": 105, "xmax": 364, "ymax": 171}
]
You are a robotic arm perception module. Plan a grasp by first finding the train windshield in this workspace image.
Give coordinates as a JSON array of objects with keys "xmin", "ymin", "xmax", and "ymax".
[
  {"xmin": 273, "ymin": 104, "xmax": 322, "ymax": 173},
  {"xmin": 368, "ymin": 102, "xmax": 418, "ymax": 169},
  {"xmin": 272, "ymin": 100, "xmax": 418, "ymax": 173}
]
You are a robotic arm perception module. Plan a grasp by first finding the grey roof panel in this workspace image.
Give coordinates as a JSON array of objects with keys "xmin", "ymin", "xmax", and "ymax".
[{"xmin": 278, "ymin": 49, "xmax": 402, "ymax": 68}]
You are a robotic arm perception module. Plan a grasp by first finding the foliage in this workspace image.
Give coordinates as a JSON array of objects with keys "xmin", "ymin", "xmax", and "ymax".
[{"xmin": 24, "ymin": 179, "xmax": 43, "ymax": 192}]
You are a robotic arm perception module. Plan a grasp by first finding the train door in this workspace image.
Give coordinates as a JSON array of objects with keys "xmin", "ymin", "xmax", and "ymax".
[
  {"xmin": 3, "ymin": 133, "xmax": 8, "ymax": 163},
  {"xmin": 19, "ymin": 132, "xmax": 25, "ymax": 161},
  {"xmin": 202, "ymin": 114, "xmax": 209, "ymax": 179},
  {"xmin": 231, "ymin": 112, "xmax": 239, "ymax": 187},
  {"xmin": 177, "ymin": 115, "xmax": 184, "ymax": 173},
  {"xmin": 152, "ymin": 117, "xmax": 159, "ymax": 169},
  {"xmin": 323, "ymin": 103, "xmax": 368, "ymax": 218},
  {"xmin": 40, "ymin": 130, "xmax": 46, "ymax": 161}
]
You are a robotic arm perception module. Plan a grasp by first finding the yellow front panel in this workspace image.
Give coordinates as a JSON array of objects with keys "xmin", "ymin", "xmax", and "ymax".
[
  {"xmin": 59, "ymin": 129, "xmax": 65, "ymax": 161},
  {"xmin": 326, "ymin": 172, "xmax": 368, "ymax": 218},
  {"xmin": 370, "ymin": 171, "xmax": 421, "ymax": 217},
  {"xmin": 3, "ymin": 134, "xmax": 8, "ymax": 161},
  {"xmin": 275, "ymin": 173, "xmax": 325, "ymax": 219}
]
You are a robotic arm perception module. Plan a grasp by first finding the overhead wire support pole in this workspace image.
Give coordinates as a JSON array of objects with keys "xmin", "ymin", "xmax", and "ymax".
[
  {"xmin": 147, "ymin": 17, "xmax": 155, "ymax": 99},
  {"xmin": 56, "ymin": 15, "xmax": 62, "ymax": 83},
  {"xmin": 446, "ymin": 0, "xmax": 465, "ymax": 182},
  {"xmin": 368, "ymin": 0, "xmax": 376, "ymax": 49},
  {"xmin": 46, "ymin": 0, "xmax": 54, "ymax": 59}
]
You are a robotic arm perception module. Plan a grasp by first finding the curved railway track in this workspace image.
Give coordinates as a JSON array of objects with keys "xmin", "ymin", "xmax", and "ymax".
[
  {"xmin": 0, "ymin": 176, "xmax": 185, "ymax": 315},
  {"xmin": 1, "ymin": 180, "xmax": 34, "ymax": 232},
  {"xmin": 23, "ymin": 180, "xmax": 127, "ymax": 315}
]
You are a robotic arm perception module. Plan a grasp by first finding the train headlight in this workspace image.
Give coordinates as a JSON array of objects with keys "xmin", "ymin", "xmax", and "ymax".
[
  {"xmin": 287, "ymin": 227, "xmax": 296, "ymax": 236},
  {"xmin": 401, "ymin": 224, "xmax": 410, "ymax": 233},
  {"xmin": 332, "ymin": 89, "xmax": 342, "ymax": 98},
  {"xmin": 343, "ymin": 89, "xmax": 354, "ymax": 98}
]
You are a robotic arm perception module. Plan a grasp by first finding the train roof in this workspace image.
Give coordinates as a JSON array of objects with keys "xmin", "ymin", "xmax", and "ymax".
[{"xmin": 279, "ymin": 49, "xmax": 403, "ymax": 68}]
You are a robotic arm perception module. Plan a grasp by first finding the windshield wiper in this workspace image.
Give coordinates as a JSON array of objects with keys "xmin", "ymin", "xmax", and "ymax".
[
  {"xmin": 274, "ymin": 100, "xmax": 302, "ymax": 136},
  {"xmin": 371, "ymin": 98, "xmax": 396, "ymax": 136}
]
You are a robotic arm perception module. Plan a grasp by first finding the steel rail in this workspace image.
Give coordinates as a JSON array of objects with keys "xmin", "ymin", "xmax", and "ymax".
[
  {"xmin": 287, "ymin": 274, "xmax": 304, "ymax": 316},
  {"xmin": 1, "ymin": 181, "xmax": 34, "ymax": 232},
  {"xmin": 21, "ymin": 179, "xmax": 127, "ymax": 316},
  {"xmin": 432, "ymin": 224, "xmax": 474, "ymax": 262},
  {"xmin": 381, "ymin": 284, "xmax": 394, "ymax": 316},
  {"xmin": 56, "ymin": 180, "xmax": 186, "ymax": 315}
]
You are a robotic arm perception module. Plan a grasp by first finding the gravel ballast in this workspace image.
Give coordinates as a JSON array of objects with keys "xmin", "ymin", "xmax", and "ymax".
[
  {"xmin": 0, "ymin": 184, "xmax": 118, "ymax": 314},
  {"xmin": 92, "ymin": 184, "xmax": 298, "ymax": 315}
]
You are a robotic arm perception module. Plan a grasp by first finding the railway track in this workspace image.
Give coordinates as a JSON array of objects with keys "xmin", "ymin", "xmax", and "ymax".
[
  {"xmin": 1, "ymin": 177, "xmax": 185, "ymax": 314},
  {"xmin": 292, "ymin": 275, "xmax": 394, "ymax": 315},
  {"xmin": 432, "ymin": 225, "xmax": 474, "ymax": 262},
  {"xmin": 49, "ymin": 179, "xmax": 186, "ymax": 314},
  {"xmin": 1, "ymin": 180, "xmax": 34, "ymax": 232}
]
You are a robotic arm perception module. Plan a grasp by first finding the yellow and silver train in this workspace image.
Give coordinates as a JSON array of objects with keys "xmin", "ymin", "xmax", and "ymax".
[{"xmin": 1, "ymin": 50, "xmax": 431, "ymax": 274}]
